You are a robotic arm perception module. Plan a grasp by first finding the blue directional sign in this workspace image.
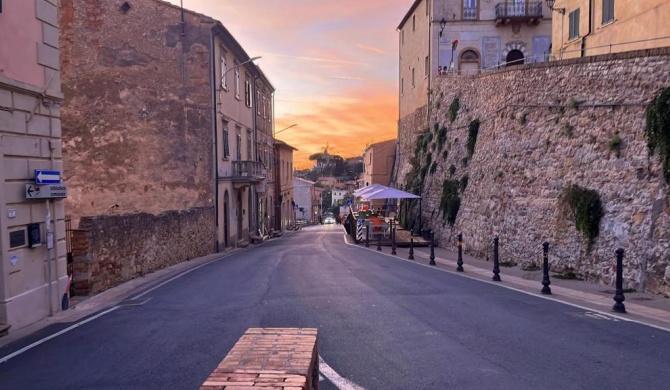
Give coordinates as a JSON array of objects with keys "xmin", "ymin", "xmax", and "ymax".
[{"xmin": 34, "ymin": 170, "xmax": 61, "ymax": 185}]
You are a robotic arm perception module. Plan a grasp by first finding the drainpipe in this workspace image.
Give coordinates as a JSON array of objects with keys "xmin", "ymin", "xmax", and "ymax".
[
  {"xmin": 210, "ymin": 27, "xmax": 222, "ymax": 252},
  {"xmin": 581, "ymin": 0, "xmax": 593, "ymax": 57}
]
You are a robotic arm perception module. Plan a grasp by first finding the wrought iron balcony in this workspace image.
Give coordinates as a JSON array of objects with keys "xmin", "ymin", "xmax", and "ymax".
[
  {"xmin": 230, "ymin": 160, "xmax": 265, "ymax": 183},
  {"xmin": 463, "ymin": 7, "xmax": 477, "ymax": 20},
  {"xmin": 495, "ymin": 1, "xmax": 543, "ymax": 26}
]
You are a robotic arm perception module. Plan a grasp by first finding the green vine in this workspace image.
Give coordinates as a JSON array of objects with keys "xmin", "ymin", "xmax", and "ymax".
[
  {"xmin": 448, "ymin": 164, "xmax": 456, "ymax": 176},
  {"xmin": 460, "ymin": 175, "xmax": 469, "ymax": 192},
  {"xmin": 467, "ymin": 119, "xmax": 480, "ymax": 157},
  {"xmin": 645, "ymin": 87, "xmax": 670, "ymax": 182},
  {"xmin": 430, "ymin": 161, "xmax": 437, "ymax": 175},
  {"xmin": 440, "ymin": 180, "xmax": 461, "ymax": 226},
  {"xmin": 562, "ymin": 185, "xmax": 604, "ymax": 253},
  {"xmin": 607, "ymin": 134, "xmax": 623, "ymax": 158},
  {"xmin": 448, "ymin": 97, "xmax": 460, "ymax": 123},
  {"xmin": 437, "ymin": 127, "xmax": 448, "ymax": 150}
]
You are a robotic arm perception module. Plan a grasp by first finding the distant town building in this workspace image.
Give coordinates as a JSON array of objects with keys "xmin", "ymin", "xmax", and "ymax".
[
  {"xmin": 0, "ymin": 0, "xmax": 66, "ymax": 332},
  {"xmin": 363, "ymin": 139, "xmax": 397, "ymax": 209},
  {"xmin": 549, "ymin": 0, "xmax": 670, "ymax": 59},
  {"xmin": 293, "ymin": 178, "xmax": 317, "ymax": 223},
  {"xmin": 331, "ymin": 189, "xmax": 348, "ymax": 206}
]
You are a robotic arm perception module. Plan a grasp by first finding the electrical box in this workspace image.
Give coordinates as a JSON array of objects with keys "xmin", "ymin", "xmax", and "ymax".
[{"xmin": 28, "ymin": 223, "xmax": 41, "ymax": 248}]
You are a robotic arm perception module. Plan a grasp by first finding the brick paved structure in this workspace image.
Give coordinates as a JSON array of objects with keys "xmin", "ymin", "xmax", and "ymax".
[{"xmin": 201, "ymin": 328, "xmax": 318, "ymax": 390}]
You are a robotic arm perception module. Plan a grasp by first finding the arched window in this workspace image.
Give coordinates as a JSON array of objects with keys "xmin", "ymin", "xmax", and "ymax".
[{"xmin": 459, "ymin": 49, "xmax": 480, "ymax": 76}]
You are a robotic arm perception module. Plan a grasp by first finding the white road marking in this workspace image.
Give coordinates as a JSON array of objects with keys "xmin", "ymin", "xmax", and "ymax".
[
  {"xmin": 0, "ymin": 307, "xmax": 120, "ymax": 364},
  {"xmin": 342, "ymin": 234, "xmax": 670, "ymax": 333},
  {"xmin": 319, "ymin": 355, "xmax": 367, "ymax": 390}
]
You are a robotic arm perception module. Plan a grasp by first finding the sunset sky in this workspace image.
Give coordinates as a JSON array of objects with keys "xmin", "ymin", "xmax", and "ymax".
[{"xmin": 166, "ymin": 0, "xmax": 407, "ymax": 169}]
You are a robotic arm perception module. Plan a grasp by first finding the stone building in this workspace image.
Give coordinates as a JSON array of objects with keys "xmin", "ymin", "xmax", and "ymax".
[
  {"xmin": 275, "ymin": 141, "xmax": 296, "ymax": 231},
  {"xmin": 293, "ymin": 177, "xmax": 316, "ymax": 223},
  {"xmin": 398, "ymin": 0, "xmax": 552, "ymax": 121},
  {"xmin": 549, "ymin": 0, "xmax": 670, "ymax": 59},
  {"xmin": 59, "ymin": 0, "xmax": 276, "ymax": 295},
  {"xmin": 363, "ymin": 139, "xmax": 397, "ymax": 209},
  {"xmin": 0, "ymin": 0, "xmax": 66, "ymax": 332}
]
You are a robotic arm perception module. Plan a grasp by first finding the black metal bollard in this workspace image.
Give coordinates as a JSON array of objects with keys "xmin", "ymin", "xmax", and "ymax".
[
  {"xmin": 365, "ymin": 224, "xmax": 370, "ymax": 248},
  {"xmin": 429, "ymin": 231, "xmax": 436, "ymax": 266},
  {"xmin": 377, "ymin": 231, "xmax": 382, "ymax": 251},
  {"xmin": 612, "ymin": 248, "xmax": 626, "ymax": 313},
  {"xmin": 456, "ymin": 233, "xmax": 464, "ymax": 272},
  {"xmin": 408, "ymin": 237, "xmax": 415, "ymax": 260},
  {"xmin": 391, "ymin": 221, "xmax": 397, "ymax": 255},
  {"xmin": 492, "ymin": 236, "xmax": 501, "ymax": 281},
  {"xmin": 541, "ymin": 242, "xmax": 552, "ymax": 295}
]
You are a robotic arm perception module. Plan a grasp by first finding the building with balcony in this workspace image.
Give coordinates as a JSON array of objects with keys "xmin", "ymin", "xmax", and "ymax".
[
  {"xmin": 57, "ymin": 0, "xmax": 277, "ymax": 302},
  {"xmin": 0, "ymin": 0, "xmax": 66, "ymax": 333},
  {"xmin": 398, "ymin": 0, "xmax": 552, "ymax": 120},
  {"xmin": 549, "ymin": 0, "xmax": 670, "ymax": 60}
]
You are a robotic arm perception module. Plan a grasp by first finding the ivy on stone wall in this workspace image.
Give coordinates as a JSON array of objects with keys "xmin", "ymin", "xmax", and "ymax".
[
  {"xmin": 437, "ymin": 127, "xmax": 448, "ymax": 150},
  {"xmin": 644, "ymin": 87, "xmax": 670, "ymax": 182},
  {"xmin": 448, "ymin": 97, "xmax": 460, "ymax": 123},
  {"xmin": 467, "ymin": 119, "xmax": 480, "ymax": 157},
  {"xmin": 440, "ymin": 180, "xmax": 461, "ymax": 226},
  {"xmin": 562, "ymin": 184, "xmax": 604, "ymax": 253}
]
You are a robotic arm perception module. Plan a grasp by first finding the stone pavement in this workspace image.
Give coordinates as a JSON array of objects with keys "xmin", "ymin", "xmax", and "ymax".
[{"xmin": 344, "ymin": 231, "xmax": 670, "ymax": 332}]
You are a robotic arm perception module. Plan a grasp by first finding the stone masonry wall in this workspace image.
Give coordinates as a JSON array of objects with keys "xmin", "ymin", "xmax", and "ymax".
[
  {"xmin": 59, "ymin": 0, "xmax": 216, "ymax": 224},
  {"xmin": 398, "ymin": 47, "xmax": 670, "ymax": 294},
  {"xmin": 72, "ymin": 206, "xmax": 214, "ymax": 294}
]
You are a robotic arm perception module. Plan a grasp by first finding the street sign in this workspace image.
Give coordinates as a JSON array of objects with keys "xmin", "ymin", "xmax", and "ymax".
[
  {"xmin": 25, "ymin": 184, "xmax": 67, "ymax": 199},
  {"xmin": 34, "ymin": 170, "xmax": 61, "ymax": 184}
]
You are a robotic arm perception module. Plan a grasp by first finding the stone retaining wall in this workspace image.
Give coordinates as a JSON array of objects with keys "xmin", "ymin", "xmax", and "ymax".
[
  {"xmin": 72, "ymin": 206, "xmax": 214, "ymax": 294},
  {"xmin": 398, "ymin": 47, "xmax": 670, "ymax": 294}
]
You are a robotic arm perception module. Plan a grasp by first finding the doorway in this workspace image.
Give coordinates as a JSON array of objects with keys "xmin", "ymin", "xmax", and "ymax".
[{"xmin": 506, "ymin": 49, "xmax": 525, "ymax": 66}]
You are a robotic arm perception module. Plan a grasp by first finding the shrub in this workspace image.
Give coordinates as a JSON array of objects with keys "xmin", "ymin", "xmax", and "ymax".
[
  {"xmin": 448, "ymin": 97, "xmax": 460, "ymax": 123},
  {"xmin": 562, "ymin": 184, "xmax": 604, "ymax": 253},
  {"xmin": 467, "ymin": 119, "xmax": 480, "ymax": 157},
  {"xmin": 645, "ymin": 87, "xmax": 670, "ymax": 182},
  {"xmin": 439, "ymin": 180, "xmax": 461, "ymax": 226}
]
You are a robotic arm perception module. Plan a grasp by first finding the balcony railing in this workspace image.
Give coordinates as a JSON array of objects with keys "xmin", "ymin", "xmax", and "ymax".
[
  {"xmin": 463, "ymin": 7, "xmax": 477, "ymax": 20},
  {"xmin": 495, "ymin": 1, "xmax": 543, "ymax": 25},
  {"xmin": 231, "ymin": 160, "xmax": 265, "ymax": 181}
]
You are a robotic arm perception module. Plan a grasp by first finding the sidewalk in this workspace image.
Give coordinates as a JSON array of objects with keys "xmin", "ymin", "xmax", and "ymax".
[{"xmin": 345, "ymin": 232, "xmax": 670, "ymax": 332}]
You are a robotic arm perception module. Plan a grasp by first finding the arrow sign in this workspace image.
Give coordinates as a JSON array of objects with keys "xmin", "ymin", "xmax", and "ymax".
[{"xmin": 35, "ymin": 170, "xmax": 61, "ymax": 185}]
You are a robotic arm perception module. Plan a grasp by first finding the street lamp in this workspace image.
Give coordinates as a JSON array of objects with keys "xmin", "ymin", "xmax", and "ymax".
[
  {"xmin": 439, "ymin": 18, "xmax": 446, "ymax": 37},
  {"xmin": 545, "ymin": 0, "xmax": 565, "ymax": 14}
]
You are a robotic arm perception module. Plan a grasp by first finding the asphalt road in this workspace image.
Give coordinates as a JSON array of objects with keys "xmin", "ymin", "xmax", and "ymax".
[{"xmin": 1, "ymin": 224, "xmax": 669, "ymax": 389}]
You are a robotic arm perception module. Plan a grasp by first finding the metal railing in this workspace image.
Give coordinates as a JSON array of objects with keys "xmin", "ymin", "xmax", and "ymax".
[
  {"xmin": 463, "ymin": 7, "xmax": 477, "ymax": 20},
  {"xmin": 232, "ymin": 160, "xmax": 265, "ymax": 179},
  {"xmin": 495, "ymin": 1, "xmax": 543, "ymax": 19}
]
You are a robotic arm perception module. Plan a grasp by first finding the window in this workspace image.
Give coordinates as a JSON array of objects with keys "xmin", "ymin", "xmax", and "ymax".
[
  {"xmin": 247, "ymin": 130, "xmax": 252, "ymax": 160},
  {"xmin": 244, "ymin": 76, "xmax": 252, "ymax": 108},
  {"xmin": 426, "ymin": 0, "xmax": 430, "ymax": 16},
  {"xmin": 411, "ymin": 68, "xmax": 415, "ymax": 88},
  {"xmin": 401, "ymin": 77, "xmax": 404, "ymax": 95},
  {"xmin": 602, "ymin": 0, "xmax": 614, "ymax": 24},
  {"xmin": 236, "ymin": 127, "xmax": 242, "ymax": 161},
  {"xmin": 424, "ymin": 55, "xmax": 429, "ymax": 77},
  {"xmin": 262, "ymin": 96, "xmax": 267, "ymax": 119},
  {"xmin": 401, "ymin": 30, "xmax": 404, "ymax": 45},
  {"xmin": 412, "ymin": 15, "xmax": 416, "ymax": 31},
  {"xmin": 221, "ymin": 51, "xmax": 227, "ymax": 89},
  {"xmin": 569, "ymin": 9, "xmax": 580, "ymax": 40},
  {"xmin": 234, "ymin": 62, "xmax": 240, "ymax": 99},
  {"xmin": 464, "ymin": 0, "xmax": 477, "ymax": 20},
  {"xmin": 222, "ymin": 122, "xmax": 230, "ymax": 159},
  {"xmin": 256, "ymin": 90, "xmax": 261, "ymax": 114}
]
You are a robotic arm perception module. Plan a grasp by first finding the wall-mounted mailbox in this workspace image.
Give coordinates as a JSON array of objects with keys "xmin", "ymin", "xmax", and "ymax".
[{"xmin": 28, "ymin": 223, "xmax": 41, "ymax": 248}]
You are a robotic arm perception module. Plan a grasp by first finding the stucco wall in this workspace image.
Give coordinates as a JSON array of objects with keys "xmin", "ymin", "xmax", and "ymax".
[
  {"xmin": 59, "ymin": 0, "xmax": 215, "ymax": 224},
  {"xmin": 72, "ymin": 206, "xmax": 214, "ymax": 294},
  {"xmin": 398, "ymin": 47, "xmax": 670, "ymax": 294}
]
